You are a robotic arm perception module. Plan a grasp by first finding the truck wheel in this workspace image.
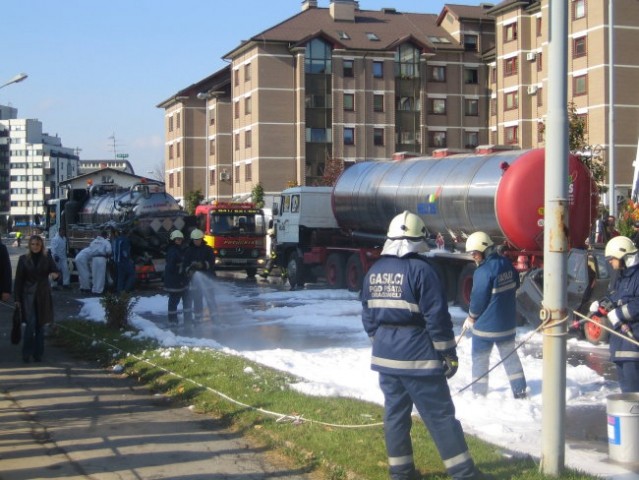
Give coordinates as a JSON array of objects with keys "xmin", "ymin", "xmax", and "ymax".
[
  {"xmin": 287, "ymin": 251, "xmax": 304, "ymax": 289},
  {"xmin": 583, "ymin": 315, "xmax": 610, "ymax": 345},
  {"xmin": 325, "ymin": 254, "xmax": 346, "ymax": 289},
  {"xmin": 456, "ymin": 263, "xmax": 476, "ymax": 312},
  {"xmin": 345, "ymin": 254, "xmax": 364, "ymax": 292},
  {"xmin": 246, "ymin": 268, "xmax": 257, "ymax": 278}
]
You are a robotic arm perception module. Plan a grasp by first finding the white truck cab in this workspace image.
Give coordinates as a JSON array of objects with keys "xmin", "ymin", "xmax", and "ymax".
[{"xmin": 274, "ymin": 187, "xmax": 338, "ymax": 244}]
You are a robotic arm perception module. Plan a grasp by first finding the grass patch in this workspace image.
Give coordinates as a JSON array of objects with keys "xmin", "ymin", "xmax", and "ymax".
[{"xmin": 54, "ymin": 318, "xmax": 600, "ymax": 480}]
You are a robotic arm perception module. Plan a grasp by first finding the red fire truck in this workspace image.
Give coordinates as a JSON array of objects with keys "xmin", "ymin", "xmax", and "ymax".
[{"xmin": 194, "ymin": 202, "xmax": 267, "ymax": 277}]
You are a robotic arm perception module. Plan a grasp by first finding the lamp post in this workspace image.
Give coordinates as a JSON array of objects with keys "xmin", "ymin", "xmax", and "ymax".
[{"xmin": 0, "ymin": 73, "xmax": 28, "ymax": 90}]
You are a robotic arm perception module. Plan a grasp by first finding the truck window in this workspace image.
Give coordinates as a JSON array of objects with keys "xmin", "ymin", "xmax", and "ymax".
[
  {"xmin": 196, "ymin": 214, "xmax": 207, "ymax": 232},
  {"xmin": 291, "ymin": 195, "xmax": 300, "ymax": 213}
]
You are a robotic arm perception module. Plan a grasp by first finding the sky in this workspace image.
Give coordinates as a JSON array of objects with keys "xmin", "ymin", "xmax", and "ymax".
[
  {"xmin": 75, "ymin": 275, "xmax": 637, "ymax": 480},
  {"xmin": 1, "ymin": 0, "xmax": 479, "ymax": 178}
]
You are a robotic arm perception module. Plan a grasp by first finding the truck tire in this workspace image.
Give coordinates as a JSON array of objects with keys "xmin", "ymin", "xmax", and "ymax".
[
  {"xmin": 456, "ymin": 263, "xmax": 476, "ymax": 312},
  {"xmin": 287, "ymin": 251, "xmax": 305, "ymax": 289},
  {"xmin": 583, "ymin": 315, "xmax": 610, "ymax": 345},
  {"xmin": 325, "ymin": 253, "xmax": 346, "ymax": 289},
  {"xmin": 246, "ymin": 267, "xmax": 257, "ymax": 278},
  {"xmin": 345, "ymin": 254, "xmax": 364, "ymax": 292}
]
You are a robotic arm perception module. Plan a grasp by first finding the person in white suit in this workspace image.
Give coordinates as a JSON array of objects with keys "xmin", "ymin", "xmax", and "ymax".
[
  {"xmin": 49, "ymin": 228, "xmax": 70, "ymax": 288},
  {"xmin": 75, "ymin": 230, "xmax": 112, "ymax": 294}
]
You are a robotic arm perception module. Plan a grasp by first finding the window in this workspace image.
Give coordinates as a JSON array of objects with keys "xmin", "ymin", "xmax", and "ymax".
[
  {"xmin": 537, "ymin": 87, "xmax": 543, "ymax": 107},
  {"xmin": 344, "ymin": 59, "xmax": 354, "ymax": 77},
  {"xmin": 490, "ymin": 98, "xmax": 497, "ymax": 116},
  {"xmin": 373, "ymin": 94, "xmax": 384, "ymax": 112},
  {"xmin": 505, "ymin": 126, "xmax": 519, "ymax": 144},
  {"xmin": 210, "ymin": 169, "xmax": 216, "ymax": 186},
  {"xmin": 337, "ymin": 30, "xmax": 350, "ymax": 40},
  {"xmin": 537, "ymin": 53, "xmax": 543, "ymax": 72},
  {"xmin": 235, "ymin": 165, "xmax": 240, "ymax": 183},
  {"xmin": 168, "ymin": 116, "xmax": 174, "ymax": 132},
  {"xmin": 234, "ymin": 69, "xmax": 239, "ymax": 86},
  {"xmin": 344, "ymin": 93, "xmax": 354, "ymax": 111},
  {"xmin": 464, "ymin": 68, "xmax": 478, "ymax": 84},
  {"xmin": 235, "ymin": 133, "xmax": 240, "ymax": 150},
  {"xmin": 428, "ymin": 131, "xmax": 447, "ymax": 148},
  {"xmin": 176, "ymin": 112, "xmax": 181, "ymax": 129},
  {"xmin": 395, "ymin": 43, "xmax": 420, "ymax": 79},
  {"xmin": 505, "ymin": 91, "xmax": 518, "ymax": 110},
  {"xmin": 464, "ymin": 34, "xmax": 478, "ymax": 52},
  {"xmin": 536, "ymin": 17, "xmax": 542, "ymax": 37},
  {"xmin": 537, "ymin": 123, "xmax": 545, "ymax": 143},
  {"xmin": 430, "ymin": 66, "xmax": 446, "ymax": 82},
  {"xmin": 169, "ymin": 144, "xmax": 174, "ymax": 160},
  {"xmin": 366, "ymin": 32, "xmax": 380, "ymax": 41},
  {"xmin": 428, "ymin": 98, "xmax": 447, "ymax": 115},
  {"xmin": 176, "ymin": 141, "xmax": 181, "ymax": 158},
  {"xmin": 573, "ymin": 36, "xmax": 587, "ymax": 57},
  {"xmin": 245, "ymin": 96, "xmax": 252, "ymax": 115},
  {"xmin": 573, "ymin": 0, "xmax": 585, "ymax": 19},
  {"xmin": 465, "ymin": 131, "xmax": 479, "ymax": 149},
  {"xmin": 209, "ymin": 115, "xmax": 215, "ymax": 126},
  {"xmin": 504, "ymin": 23, "xmax": 517, "ymax": 42},
  {"xmin": 465, "ymin": 98, "xmax": 479, "ymax": 116},
  {"xmin": 397, "ymin": 96, "xmax": 417, "ymax": 111},
  {"xmin": 245, "ymin": 130, "xmax": 252, "ymax": 148},
  {"xmin": 504, "ymin": 57, "xmax": 518, "ymax": 77},
  {"xmin": 344, "ymin": 127, "xmax": 355, "ymax": 145},
  {"xmin": 490, "ymin": 66, "xmax": 497, "ymax": 83},
  {"xmin": 306, "ymin": 128, "xmax": 332, "ymax": 143},
  {"xmin": 245, "ymin": 163, "xmax": 252, "ymax": 181},
  {"xmin": 177, "ymin": 171, "xmax": 181, "ymax": 188},
  {"xmin": 169, "ymin": 173, "xmax": 174, "ymax": 188},
  {"xmin": 234, "ymin": 101, "xmax": 239, "ymax": 119},
  {"xmin": 373, "ymin": 61, "xmax": 383, "ymax": 78},
  {"xmin": 209, "ymin": 139, "xmax": 215, "ymax": 155},
  {"xmin": 574, "ymin": 74, "xmax": 588, "ymax": 96},
  {"xmin": 244, "ymin": 63, "xmax": 251, "ymax": 81},
  {"xmin": 374, "ymin": 128, "xmax": 384, "ymax": 146},
  {"xmin": 305, "ymin": 38, "xmax": 332, "ymax": 74}
]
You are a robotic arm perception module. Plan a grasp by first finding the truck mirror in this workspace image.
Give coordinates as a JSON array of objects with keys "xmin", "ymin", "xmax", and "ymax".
[{"xmin": 272, "ymin": 203, "xmax": 279, "ymax": 216}]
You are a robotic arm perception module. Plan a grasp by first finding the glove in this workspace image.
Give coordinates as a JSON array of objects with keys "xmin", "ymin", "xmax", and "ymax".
[
  {"xmin": 463, "ymin": 316, "xmax": 475, "ymax": 331},
  {"xmin": 588, "ymin": 300, "xmax": 600, "ymax": 314},
  {"xmin": 442, "ymin": 353, "xmax": 459, "ymax": 379},
  {"xmin": 192, "ymin": 261, "xmax": 204, "ymax": 270}
]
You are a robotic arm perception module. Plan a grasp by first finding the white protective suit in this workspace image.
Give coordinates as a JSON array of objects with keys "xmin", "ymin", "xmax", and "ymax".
[
  {"xmin": 49, "ymin": 232, "xmax": 70, "ymax": 286},
  {"xmin": 75, "ymin": 235, "xmax": 112, "ymax": 293}
]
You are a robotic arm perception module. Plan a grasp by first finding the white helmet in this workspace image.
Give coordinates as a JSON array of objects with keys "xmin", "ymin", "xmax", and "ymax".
[
  {"xmin": 466, "ymin": 231, "xmax": 494, "ymax": 253},
  {"xmin": 169, "ymin": 230, "xmax": 184, "ymax": 241},
  {"xmin": 387, "ymin": 211, "xmax": 427, "ymax": 240},
  {"xmin": 605, "ymin": 236, "xmax": 638, "ymax": 260},
  {"xmin": 190, "ymin": 229, "xmax": 204, "ymax": 240}
]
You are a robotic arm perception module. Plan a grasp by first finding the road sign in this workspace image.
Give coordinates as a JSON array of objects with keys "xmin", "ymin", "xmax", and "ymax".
[{"xmin": 116, "ymin": 153, "xmax": 129, "ymax": 158}]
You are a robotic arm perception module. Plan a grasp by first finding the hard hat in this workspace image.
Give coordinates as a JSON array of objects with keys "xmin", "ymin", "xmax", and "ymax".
[
  {"xmin": 190, "ymin": 228, "xmax": 204, "ymax": 240},
  {"xmin": 169, "ymin": 230, "xmax": 184, "ymax": 241},
  {"xmin": 387, "ymin": 211, "xmax": 427, "ymax": 240},
  {"xmin": 466, "ymin": 231, "xmax": 494, "ymax": 253},
  {"xmin": 605, "ymin": 235, "xmax": 638, "ymax": 260}
]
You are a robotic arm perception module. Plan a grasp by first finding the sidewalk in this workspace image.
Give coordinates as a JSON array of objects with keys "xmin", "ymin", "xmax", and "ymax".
[{"xmin": 0, "ymin": 298, "xmax": 315, "ymax": 480}]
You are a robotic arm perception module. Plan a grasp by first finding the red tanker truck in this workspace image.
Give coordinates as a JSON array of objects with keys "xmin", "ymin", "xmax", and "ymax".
[{"xmin": 272, "ymin": 148, "xmax": 611, "ymax": 340}]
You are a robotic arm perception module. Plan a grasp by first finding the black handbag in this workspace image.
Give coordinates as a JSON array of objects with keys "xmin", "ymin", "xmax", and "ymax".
[{"xmin": 11, "ymin": 305, "xmax": 21, "ymax": 345}]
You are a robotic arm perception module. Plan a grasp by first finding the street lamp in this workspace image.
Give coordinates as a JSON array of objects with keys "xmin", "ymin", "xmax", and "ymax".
[{"xmin": 0, "ymin": 73, "xmax": 28, "ymax": 90}]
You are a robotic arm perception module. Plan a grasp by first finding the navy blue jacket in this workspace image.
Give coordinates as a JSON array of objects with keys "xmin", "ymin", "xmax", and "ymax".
[
  {"xmin": 164, "ymin": 243, "xmax": 187, "ymax": 291},
  {"xmin": 183, "ymin": 243, "xmax": 216, "ymax": 277},
  {"xmin": 607, "ymin": 263, "xmax": 639, "ymax": 362},
  {"xmin": 361, "ymin": 254, "xmax": 456, "ymax": 377},
  {"xmin": 468, "ymin": 252, "xmax": 520, "ymax": 342}
]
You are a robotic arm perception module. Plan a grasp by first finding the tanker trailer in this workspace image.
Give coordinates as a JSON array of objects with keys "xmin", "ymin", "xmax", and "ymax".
[
  {"xmin": 47, "ymin": 181, "xmax": 196, "ymax": 284},
  {"xmin": 274, "ymin": 148, "xmax": 600, "ymax": 314}
]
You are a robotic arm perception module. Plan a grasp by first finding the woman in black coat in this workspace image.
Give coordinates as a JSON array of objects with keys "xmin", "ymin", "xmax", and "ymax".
[{"xmin": 14, "ymin": 235, "xmax": 59, "ymax": 362}]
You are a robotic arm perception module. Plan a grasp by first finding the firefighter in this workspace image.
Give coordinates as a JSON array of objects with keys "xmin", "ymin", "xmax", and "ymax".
[
  {"xmin": 183, "ymin": 229, "xmax": 216, "ymax": 323},
  {"xmin": 463, "ymin": 231, "xmax": 527, "ymax": 399},
  {"xmin": 110, "ymin": 227, "xmax": 136, "ymax": 293},
  {"xmin": 164, "ymin": 230, "xmax": 190, "ymax": 325},
  {"xmin": 361, "ymin": 211, "xmax": 481, "ymax": 480},
  {"xmin": 259, "ymin": 227, "xmax": 286, "ymax": 281},
  {"xmin": 590, "ymin": 236, "xmax": 639, "ymax": 392}
]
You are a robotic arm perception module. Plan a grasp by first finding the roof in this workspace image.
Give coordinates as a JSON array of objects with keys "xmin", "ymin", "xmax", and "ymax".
[
  {"xmin": 60, "ymin": 168, "xmax": 157, "ymax": 186},
  {"xmin": 486, "ymin": 0, "xmax": 537, "ymax": 15},
  {"xmin": 436, "ymin": 3, "xmax": 495, "ymax": 24},
  {"xmin": 156, "ymin": 66, "xmax": 231, "ymax": 109},
  {"xmin": 224, "ymin": 6, "xmax": 470, "ymax": 58}
]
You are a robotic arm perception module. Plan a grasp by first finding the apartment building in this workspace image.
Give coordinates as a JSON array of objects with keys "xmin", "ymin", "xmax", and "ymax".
[
  {"xmin": 159, "ymin": 0, "xmax": 495, "ymax": 204},
  {"xmin": 0, "ymin": 105, "xmax": 79, "ymax": 231},
  {"xmin": 487, "ymin": 0, "xmax": 639, "ymax": 196},
  {"xmin": 159, "ymin": 0, "xmax": 639, "ymax": 206}
]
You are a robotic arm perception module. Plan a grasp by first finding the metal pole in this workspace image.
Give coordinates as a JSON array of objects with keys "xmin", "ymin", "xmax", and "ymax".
[
  {"xmin": 541, "ymin": 0, "xmax": 569, "ymax": 475},
  {"xmin": 608, "ymin": 0, "xmax": 616, "ymax": 217},
  {"xmin": 204, "ymin": 102, "xmax": 209, "ymax": 201}
]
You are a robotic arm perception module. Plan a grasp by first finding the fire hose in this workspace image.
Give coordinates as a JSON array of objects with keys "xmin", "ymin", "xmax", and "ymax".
[{"xmin": 572, "ymin": 309, "xmax": 639, "ymax": 348}]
